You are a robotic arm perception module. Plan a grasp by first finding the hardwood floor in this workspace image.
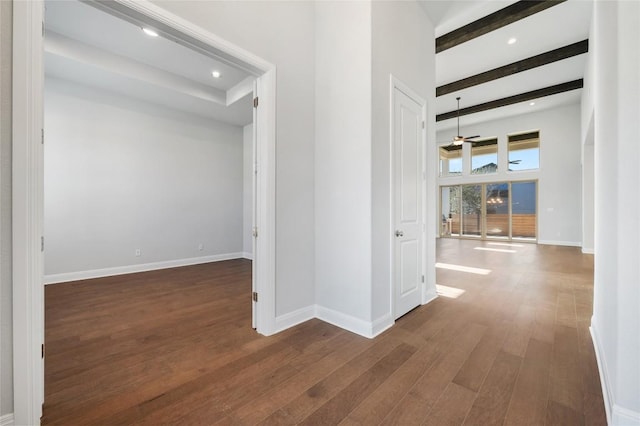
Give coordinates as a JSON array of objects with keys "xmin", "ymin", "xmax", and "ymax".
[{"xmin": 43, "ymin": 240, "xmax": 606, "ymax": 425}]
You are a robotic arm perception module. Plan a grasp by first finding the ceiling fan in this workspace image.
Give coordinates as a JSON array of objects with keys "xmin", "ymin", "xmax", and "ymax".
[{"xmin": 451, "ymin": 96, "xmax": 480, "ymax": 145}]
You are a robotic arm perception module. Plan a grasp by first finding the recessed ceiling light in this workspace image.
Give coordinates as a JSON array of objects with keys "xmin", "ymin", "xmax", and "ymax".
[
  {"xmin": 211, "ymin": 70, "xmax": 221, "ymax": 78},
  {"xmin": 529, "ymin": 102, "xmax": 536, "ymax": 106},
  {"xmin": 142, "ymin": 27, "xmax": 159, "ymax": 37},
  {"xmin": 508, "ymin": 37, "xmax": 517, "ymax": 45}
]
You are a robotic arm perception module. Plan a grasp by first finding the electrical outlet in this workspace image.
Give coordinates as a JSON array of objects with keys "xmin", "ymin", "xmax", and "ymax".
[
  {"xmin": 198, "ymin": 243, "xmax": 204, "ymax": 251},
  {"xmin": 135, "ymin": 249, "xmax": 141, "ymax": 257}
]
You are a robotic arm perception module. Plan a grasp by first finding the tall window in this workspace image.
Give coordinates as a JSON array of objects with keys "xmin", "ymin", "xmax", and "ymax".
[
  {"xmin": 508, "ymin": 131, "xmax": 539, "ymax": 171},
  {"xmin": 439, "ymin": 145, "xmax": 462, "ymax": 176},
  {"xmin": 471, "ymin": 139, "xmax": 498, "ymax": 174}
]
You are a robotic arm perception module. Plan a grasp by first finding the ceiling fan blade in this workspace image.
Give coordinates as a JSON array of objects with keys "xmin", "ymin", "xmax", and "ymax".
[{"xmin": 465, "ymin": 135, "xmax": 481, "ymax": 139}]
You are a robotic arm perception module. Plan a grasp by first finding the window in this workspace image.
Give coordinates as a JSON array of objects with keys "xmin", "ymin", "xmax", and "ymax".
[
  {"xmin": 439, "ymin": 145, "xmax": 462, "ymax": 177},
  {"xmin": 471, "ymin": 139, "xmax": 498, "ymax": 174},
  {"xmin": 508, "ymin": 131, "xmax": 539, "ymax": 171}
]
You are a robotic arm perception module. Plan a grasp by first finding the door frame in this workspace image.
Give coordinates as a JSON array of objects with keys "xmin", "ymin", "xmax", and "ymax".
[
  {"xmin": 389, "ymin": 76, "xmax": 428, "ymax": 319},
  {"xmin": 12, "ymin": 1, "xmax": 277, "ymax": 423}
]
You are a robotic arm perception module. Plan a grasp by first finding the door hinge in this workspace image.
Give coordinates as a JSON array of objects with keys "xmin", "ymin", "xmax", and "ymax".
[
  {"xmin": 42, "ymin": 21, "xmax": 45, "ymax": 37},
  {"xmin": 41, "ymin": 343, "xmax": 45, "ymax": 359},
  {"xmin": 41, "ymin": 236, "xmax": 44, "ymax": 252},
  {"xmin": 421, "ymin": 121, "xmax": 425, "ymax": 129},
  {"xmin": 41, "ymin": 128, "xmax": 44, "ymax": 144},
  {"xmin": 252, "ymin": 292, "xmax": 258, "ymax": 302},
  {"xmin": 421, "ymin": 275, "xmax": 425, "ymax": 283},
  {"xmin": 253, "ymin": 97, "xmax": 259, "ymax": 108},
  {"xmin": 252, "ymin": 227, "xmax": 258, "ymax": 238}
]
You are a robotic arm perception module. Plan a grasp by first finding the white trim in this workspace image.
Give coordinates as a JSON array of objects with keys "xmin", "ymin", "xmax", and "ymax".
[
  {"xmin": 0, "ymin": 413, "xmax": 14, "ymax": 426},
  {"xmin": 591, "ymin": 324, "xmax": 640, "ymax": 426},
  {"xmin": 371, "ymin": 313, "xmax": 394, "ymax": 337},
  {"xmin": 422, "ymin": 289, "xmax": 438, "ymax": 306},
  {"xmin": 12, "ymin": 1, "xmax": 44, "ymax": 425},
  {"xmin": 242, "ymin": 252, "xmax": 254, "ymax": 260},
  {"xmin": 613, "ymin": 405, "xmax": 640, "ymax": 426},
  {"xmin": 582, "ymin": 247, "xmax": 595, "ymax": 254},
  {"xmin": 315, "ymin": 305, "xmax": 376, "ymax": 339},
  {"xmin": 0, "ymin": 414, "xmax": 13, "ymax": 426},
  {"xmin": 43, "ymin": 253, "xmax": 245, "ymax": 285},
  {"xmin": 275, "ymin": 305, "xmax": 315, "ymax": 333},
  {"xmin": 537, "ymin": 240, "xmax": 582, "ymax": 247},
  {"xmin": 591, "ymin": 323, "xmax": 613, "ymax": 424},
  {"xmin": 13, "ymin": 0, "xmax": 278, "ymax": 423}
]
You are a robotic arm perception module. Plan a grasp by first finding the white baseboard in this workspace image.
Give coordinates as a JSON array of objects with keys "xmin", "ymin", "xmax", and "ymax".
[
  {"xmin": 315, "ymin": 305, "xmax": 376, "ymax": 339},
  {"xmin": 44, "ymin": 252, "xmax": 244, "ymax": 284},
  {"xmin": 591, "ymin": 323, "xmax": 614, "ymax": 424},
  {"xmin": 372, "ymin": 313, "xmax": 393, "ymax": 337},
  {"xmin": 590, "ymin": 323, "xmax": 640, "ymax": 425},
  {"xmin": 537, "ymin": 240, "xmax": 582, "ymax": 247},
  {"xmin": 242, "ymin": 251, "xmax": 253, "ymax": 260},
  {"xmin": 0, "ymin": 413, "xmax": 14, "ymax": 426},
  {"xmin": 275, "ymin": 305, "xmax": 314, "ymax": 333},
  {"xmin": 582, "ymin": 247, "xmax": 595, "ymax": 254},
  {"xmin": 423, "ymin": 289, "xmax": 438, "ymax": 305}
]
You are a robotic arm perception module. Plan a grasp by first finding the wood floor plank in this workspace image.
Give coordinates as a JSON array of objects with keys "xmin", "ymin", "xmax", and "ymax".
[
  {"xmin": 42, "ymin": 241, "xmax": 605, "ymax": 425},
  {"xmin": 503, "ymin": 338, "xmax": 552, "ymax": 425},
  {"xmin": 299, "ymin": 343, "xmax": 416, "ymax": 425},
  {"xmin": 340, "ymin": 343, "xmax": 439, "ymax": 425},
  {"xmin": 462, "ymin": 350, "xmax": 522, "ymax": 426},
  {"xmin": 379, "ymin": 322, "xmax": 487, "ymax": 425},
  {"xmin": 422, "ymin": 382, "xmax": 477, "ymax": 426},
  {"xmin": 452, "ymin": 320, "xmax": 510, "ymax": 392}
]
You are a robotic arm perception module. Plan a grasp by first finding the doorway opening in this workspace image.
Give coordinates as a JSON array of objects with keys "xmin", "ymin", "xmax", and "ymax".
[{"xmin": 13, "ymin": 1, "xmax": 276, "ymax": 423}]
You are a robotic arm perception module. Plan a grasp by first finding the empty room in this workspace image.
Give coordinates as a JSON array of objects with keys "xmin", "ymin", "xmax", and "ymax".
[{"xmin": 3, "ymin": 0, "xmax": 638, "ymax": 425}]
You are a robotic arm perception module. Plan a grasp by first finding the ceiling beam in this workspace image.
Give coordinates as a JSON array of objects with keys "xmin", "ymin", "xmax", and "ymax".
[
  {"xmin": 436, "ymin": 0, "xmax": 567, "ymax": 54},
  {"xmin": 437, "ymin": 40, "xmax": 588, "ymax": 97},
  {"xmin": 436, "ymin": 79, "xmax": 583, "ymax": 122}
]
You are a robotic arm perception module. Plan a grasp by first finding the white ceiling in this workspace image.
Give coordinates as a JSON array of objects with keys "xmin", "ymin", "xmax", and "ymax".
[
  {"xmin": 421, "ymin": 0, "xmax": 593, "ymax": 134},
  {"xmin": 44, "ymin": 0, "xmax": 254, "ymax": 127}
]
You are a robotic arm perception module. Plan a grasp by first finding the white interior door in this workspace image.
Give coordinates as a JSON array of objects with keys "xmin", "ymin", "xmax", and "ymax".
[{"xmin": 393, "ymin": 85, "xmax": 424, "ymax": 319}]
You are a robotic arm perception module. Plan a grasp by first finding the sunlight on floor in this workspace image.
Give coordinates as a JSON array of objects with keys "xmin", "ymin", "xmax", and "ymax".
[
  {"xmin": 436, "ymin": 284, "xmax": 466, "ymax": 299},
  {"xmin": 474, "ymin": 247, "xmax": 517, "ymax": 253},
  {"xmin": 487, "ymin": 242, "xmax": 524, "ymax": 248},
  {"xmin": 435, "ymin": 262, "xmax": 491, "ymax": 275}
]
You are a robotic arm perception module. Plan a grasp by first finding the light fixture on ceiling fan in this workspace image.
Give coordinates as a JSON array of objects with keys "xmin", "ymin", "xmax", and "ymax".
[{"xmin": 452, "ymin": 96, "xmax": 480, "ymax": 145}]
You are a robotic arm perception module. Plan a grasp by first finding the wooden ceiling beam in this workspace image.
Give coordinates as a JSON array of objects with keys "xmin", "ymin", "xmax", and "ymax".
[
  {"xmin": 436, "ymin": 0, "xmax": 567, "ymax": 54},
  {"xmin": 437, "ymin": 40, "xmax": 588, "ymax": 97},
  {"xmin": 436, "ymin": 79, "xmax": 583, "ymax": 122}
]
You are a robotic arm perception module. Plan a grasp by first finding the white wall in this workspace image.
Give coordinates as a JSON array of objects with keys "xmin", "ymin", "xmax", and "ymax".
[
  {"xmin": 315, "ymin": 0, "xmax": 373, "ymax": 330},
  {"xmin": 0, "ymin": 0, "xmax": 13, "ymax": 417},
  {"xmin": 44, "ymin": 77, "xmax": 244, "ymax": 280},
  {"xmin": 590, "ymin": 1, "xmax": 640, "ymax": 424},
  {"xmin": 371, "ymin": 1, "xmax": 435, "ymax": 323},
  {"xmin": 243, "ymin": 124, "xmax": 253, "ymax": 259},
  {"xmin": 437, "ymin": 102, "xmax": 583, "ymax": 246},
  {"xmin": 154, "ymin": 0, "xmax": 316, "ymax": 317}
]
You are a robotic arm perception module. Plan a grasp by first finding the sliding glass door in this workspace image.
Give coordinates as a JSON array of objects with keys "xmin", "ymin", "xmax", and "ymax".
[
  {"xmin": 440, "ymin": 181, "xmax": 537, "ymax": 241},
  {"xmin": 462, "ymin": 185, "xmax": 482, "ymax": 237},
  {"xmin": 485, "ymin": 183, "xmax": 509, "ymax": 239}
]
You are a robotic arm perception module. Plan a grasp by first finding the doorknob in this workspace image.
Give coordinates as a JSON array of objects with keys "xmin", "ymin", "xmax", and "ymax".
[{"xmin": 395, "ymin": 230, "xmax": 404, "ymax": 237}]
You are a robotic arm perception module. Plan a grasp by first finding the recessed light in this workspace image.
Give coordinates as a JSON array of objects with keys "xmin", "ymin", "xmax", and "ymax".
[
  {"xmin": 211, "ymin": 70, "xmax": 221, "ymax": 78},
  {"xmin": 142, "ymin": 27, "xmax": 159, "ymax": 37},
  {"xmin": 508, "ymin": 37, "xmax": 517, "ymax": 45},
  {"xmin": 529, "ymin": 102, "xmax": 536, "ymax": 106}
]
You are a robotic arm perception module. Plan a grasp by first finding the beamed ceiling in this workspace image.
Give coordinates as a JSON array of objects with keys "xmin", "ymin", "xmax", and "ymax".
[{"xmin": 423, "ymin": 0, "xmax": 593, "ymax": 135}]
